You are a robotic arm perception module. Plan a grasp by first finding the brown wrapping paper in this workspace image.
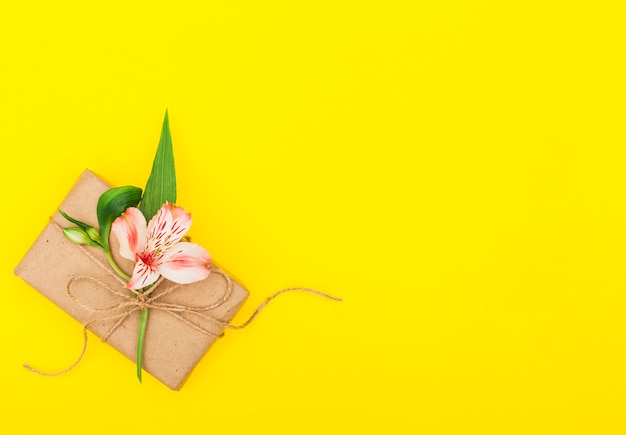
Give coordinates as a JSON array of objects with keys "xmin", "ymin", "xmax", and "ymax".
[{"xmin": 14, "ymin": 170, "xmax": 249, "ymax": 390}]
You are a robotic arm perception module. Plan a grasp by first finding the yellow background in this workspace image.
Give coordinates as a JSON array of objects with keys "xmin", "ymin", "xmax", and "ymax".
[{"xmin": 1, "ymin": 1, "xmax": 625, "ymax": 433}]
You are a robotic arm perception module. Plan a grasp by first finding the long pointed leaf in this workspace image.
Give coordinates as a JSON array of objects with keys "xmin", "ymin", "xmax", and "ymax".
[{"xmin": 140, "ymin": 110, "xmax": 177, "ymax": 221}]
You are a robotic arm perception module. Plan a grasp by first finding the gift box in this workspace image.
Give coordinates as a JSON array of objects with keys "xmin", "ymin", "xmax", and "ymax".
[{"xmin": 14, "ymin": 170, "xmax": 249, "ymax": 390}]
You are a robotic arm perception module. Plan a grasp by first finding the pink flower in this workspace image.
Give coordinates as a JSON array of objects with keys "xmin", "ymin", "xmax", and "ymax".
[{"xmin": 112, "ymin": 202, "xmax": 211, "ymax": 290}]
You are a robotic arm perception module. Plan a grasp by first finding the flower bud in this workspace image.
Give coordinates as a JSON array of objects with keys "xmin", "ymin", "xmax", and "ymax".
[
  {"xmin": 63, "ymin": 227, "xmax": 93, "ymax": 245},
  {"xmin": 85, "ymin": 226, "xmax": 101, "ymax": 244}
]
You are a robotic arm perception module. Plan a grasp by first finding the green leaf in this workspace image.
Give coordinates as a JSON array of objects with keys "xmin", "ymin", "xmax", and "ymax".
[
  {"xmin": 96, "ymin": 185, "xmax": 142, "ymax": 252},
  {"xmin": 58, "ymin": 208, "xmax": 91, "ymax": 231},
  {"xmin": 140, "ymin": 110, "xmax": 176, "ymax": 221},
  {"xmin": 134, "ymin": 110, "xmax": 177, "ymax": 381}
]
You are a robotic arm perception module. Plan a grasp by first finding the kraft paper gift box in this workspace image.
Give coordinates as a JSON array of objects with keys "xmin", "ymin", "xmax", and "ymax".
[{"xmin": 14, "ymin": 170, "xmax": 249, "ymax": 390}]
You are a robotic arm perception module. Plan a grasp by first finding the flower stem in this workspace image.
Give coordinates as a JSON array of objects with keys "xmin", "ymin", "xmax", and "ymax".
[
  {"xmin": 137, "ymin": 307, "xmax": 149, "ymax": 383},
  {"xmin": 102, "ymin": 248, "xmax": 148, "ymax": 384},
  {"xmin": 104, "ymin": 250, "xmax": 131, "ymax": 281}
]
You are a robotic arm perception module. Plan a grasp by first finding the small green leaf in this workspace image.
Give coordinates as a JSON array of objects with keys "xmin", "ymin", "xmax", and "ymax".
[
  {"xmin": 96, "ymin": 186, "xmax": 142, "ymax": 251},
  {"xmin": 58, "ymin": 208, "xmax": 91, "ymax": 230},
  {"xmin": 140, "ymin": 110, "xmax": 176, "ymax": 221}
]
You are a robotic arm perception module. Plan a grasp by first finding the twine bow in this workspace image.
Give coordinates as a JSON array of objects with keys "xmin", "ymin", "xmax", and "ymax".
[{"xmin": 24, "ymin": 218, "xmax": 342, "ymax": 376}]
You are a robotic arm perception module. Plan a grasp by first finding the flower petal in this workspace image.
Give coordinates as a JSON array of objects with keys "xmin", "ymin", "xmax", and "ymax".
[
  {"xmin": 111, "ymin": 207, "xmax": 147, "ymax": 261},
  {"xmin": 145, "ymin": 202, "xmax": 172, "ymax": 254},
  {"xmin": 169, "ymin": 203, "xmax": 192, "ymax": 234},
  {"xmin": 157, "ymin": 242, "xmax": 211, "ymax": 284},
  {"xmin": 127, "ymin": 256, "xmax": 161, "ymax": 290},
  {"xmin": 164, "ymin": 204, "xmax": 192, "ymax": 248},
  {"xmin": 145, "ymin": 202, "xmax": 192, "ymax": 254}
]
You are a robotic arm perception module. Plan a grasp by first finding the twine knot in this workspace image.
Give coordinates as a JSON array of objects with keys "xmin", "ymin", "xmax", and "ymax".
[{"xmin": 136, "ymin": 293, "xmax": 149, "ymax": 310}]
